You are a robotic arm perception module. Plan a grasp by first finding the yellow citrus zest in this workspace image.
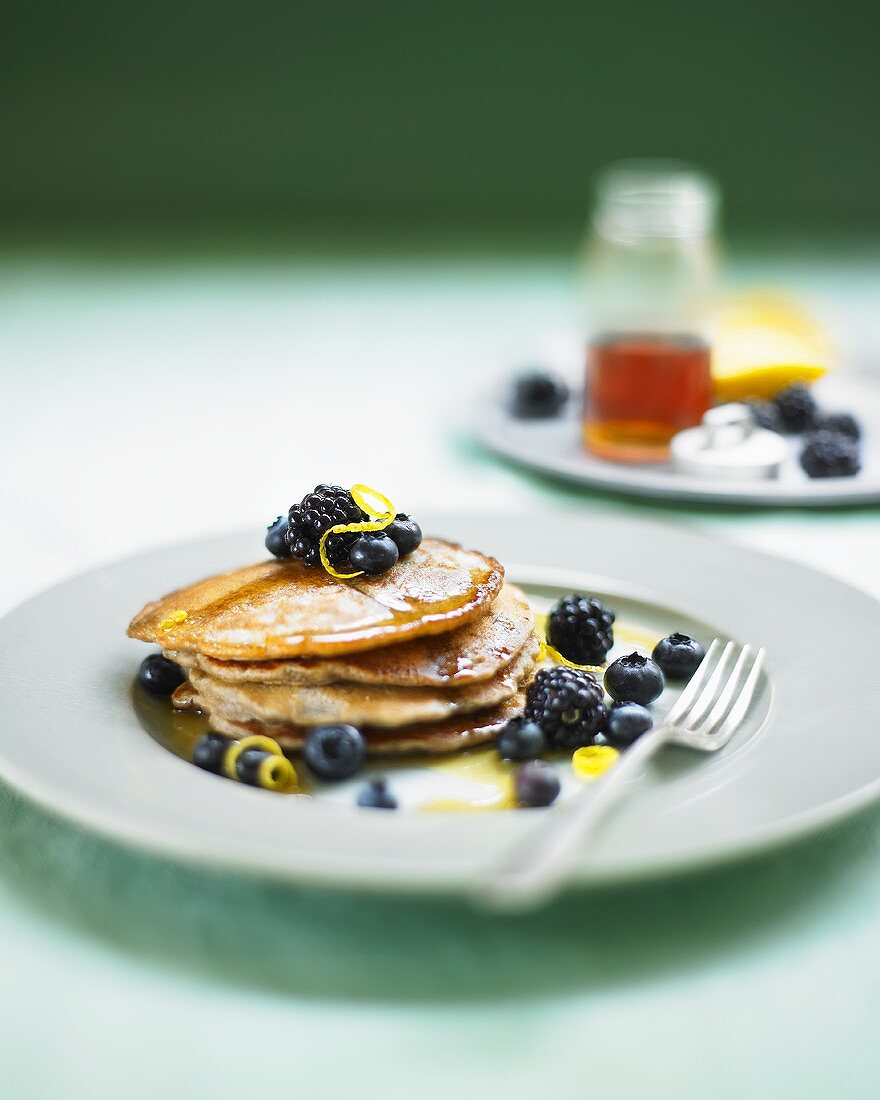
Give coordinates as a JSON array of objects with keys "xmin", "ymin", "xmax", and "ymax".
[
  {"xmin": 537, "ymin": 639, "xmax": 604, "ymax": 676},
  {"xmin": 533, "ymin": 611, "xmax": 605, "ymax": 674},
  {"xmin": 223, "ymin": 734, "xmax": 298, "ymax": 791},
  {"xmin": 256, "ymin": 754, "xmax": 298, "ymax": 792},
  {"xmin": 158, "ymin": 609, "xmax": 188, "ymax": 631},
  {"xmin": 572, "ymin": 745, "xmax": 620, "ymax": 779},
  {"xmin": 318, "ymin": 483, "xmax": 396, "ymax": 580}
]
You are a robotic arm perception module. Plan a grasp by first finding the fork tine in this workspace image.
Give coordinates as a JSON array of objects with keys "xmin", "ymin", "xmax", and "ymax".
[
  {"xmin": 699, "ymin": 645, "xmax": 753, "ymax": 735},
  {"xmin": 681, "ymin": 641, "xmax": 737, "ymax": 729},
  {"xmin": 664, "ymin": 638, "xmax": 722, "ymax": 725},
  {"xmin": 712, "ymin": 647, "xmax": 766, "ymax": 741}
]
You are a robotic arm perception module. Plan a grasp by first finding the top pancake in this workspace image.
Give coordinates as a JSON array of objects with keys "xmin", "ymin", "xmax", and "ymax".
[
  {"xmin": 169, "ymin": 583, "xmax": 534, "ymax": 688},
  {"xmin": 127, "ymin": 538, "xmax": 504, "ymax": 659}
]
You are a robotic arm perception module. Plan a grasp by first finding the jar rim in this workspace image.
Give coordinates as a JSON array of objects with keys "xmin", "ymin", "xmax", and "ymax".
[{"xmin": 593, "ymin": 159, "xmax": 719, "ymax": 240}]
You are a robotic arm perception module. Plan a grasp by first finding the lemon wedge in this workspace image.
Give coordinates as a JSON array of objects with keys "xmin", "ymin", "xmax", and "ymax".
[{"xmin": 712, "ymin": 291, "xmax": 832, "ymax": 402}]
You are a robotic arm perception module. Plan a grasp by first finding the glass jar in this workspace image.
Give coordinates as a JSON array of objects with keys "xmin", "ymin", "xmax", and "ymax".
[{"xmin": 583, "ymin": 160, "xmax": 719, "ymax": 463}]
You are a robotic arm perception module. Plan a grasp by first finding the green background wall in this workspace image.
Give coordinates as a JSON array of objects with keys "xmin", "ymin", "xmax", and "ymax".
[{"xmin": 4, "ymin": 0, "xmax": 878, "ymax": 245}]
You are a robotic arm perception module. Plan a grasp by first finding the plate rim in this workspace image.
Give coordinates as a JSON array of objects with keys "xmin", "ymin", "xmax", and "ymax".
[
  {"xmin": 475, "ymin": 381, "xmax": 880, "ymax": 507},
  {"xmin": 1, "ymin": 515, "xmax": 879, "ymax": 894}
]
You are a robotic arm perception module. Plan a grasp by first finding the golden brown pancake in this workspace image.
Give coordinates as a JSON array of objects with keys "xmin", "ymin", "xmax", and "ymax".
[
  {"xmin": 169, "ymin": 583, "xmax": 535, "ymax": 688},
  {"xmin": 127, "ymin": 538, "xmax": 503, "ymax": 660},
  {"xmin": 207, "ymin": 694, "xmax": 525, "ymax": 755},
  {"xmin": 182, "ymin": 641, "xmax": 537, "ymax": 729}
]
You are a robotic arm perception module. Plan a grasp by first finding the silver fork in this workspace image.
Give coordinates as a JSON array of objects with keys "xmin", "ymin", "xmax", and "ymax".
[{"xmin": 474, "ymin": 639, "xmax": 765, "ymax": 911}]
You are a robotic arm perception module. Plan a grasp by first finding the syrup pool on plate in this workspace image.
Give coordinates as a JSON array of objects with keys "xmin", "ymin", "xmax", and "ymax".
[{"xmin": 132, "ymin": 611, "xmax": 660, "ymax": 814}]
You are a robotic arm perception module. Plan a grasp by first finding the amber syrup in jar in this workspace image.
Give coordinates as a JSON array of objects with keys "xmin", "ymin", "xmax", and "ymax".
[
  {"xmin": 584, "ymin": 332, "xmax": 712, "ymax": 463},
  {"xmin": 582, "ymin": 160, "xmax": 719, "ymax": 464}
]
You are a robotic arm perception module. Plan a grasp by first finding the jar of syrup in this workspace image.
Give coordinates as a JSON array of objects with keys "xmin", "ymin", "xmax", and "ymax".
[{"xmin": 583, "ymin": 160, "xmax": 719, "ymax": 463}]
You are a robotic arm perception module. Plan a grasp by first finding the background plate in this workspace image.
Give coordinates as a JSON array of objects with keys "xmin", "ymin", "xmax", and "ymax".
[
  {"xmin": 476, "ymin": 374, "xmax": 880, "ymax": 506},
  {"xmin": 0, "ymin": 512, "xmax": 878, "ymax": 894}
]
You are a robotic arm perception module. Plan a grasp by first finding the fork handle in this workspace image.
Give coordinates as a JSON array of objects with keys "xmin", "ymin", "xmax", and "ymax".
[{"xmin": 473, "ymin": 726, "xmax": 671, "ymax": 911}]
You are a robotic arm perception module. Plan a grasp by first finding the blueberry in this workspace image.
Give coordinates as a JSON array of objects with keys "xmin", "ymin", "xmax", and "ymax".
[
  {"xmin": 235, "ymin": 747, "xmax": 292, "ymax": 789},
  {"xmin": 514, "ymin": 761, "xmax": 561, "ymax": 807},
  {"xmin": 303, "ymin": 724, "xmax": 367, "ymax": 781},
  {"xmin": 604, "ymin": 702, "xmax": 653, "ymax": 747},
  {"xmin": 265, "ymin": 515, "xmax": 291, "ymax": 558},
  {"xmin": 192, "ymin": 731, "xmax": 232, "ymax": 774},
  {"xmin": 604, "ymin": 652, "xmax": 664, "ymax": 705},
  {"xmin": 356, "ymin": 777, "xmax": 398, "ymax": 809},
  {"xmin": 234, "ymin": 747, "xmax": 269, "ymax": 785},
  {"xmin": 137, "ymin": 653, "xmax": 187, "ymax": 697},
  {"xmin": 496, "ymin": 717, "xmax": 546, "ymax": 761},
  {"xmin": 511, "ymin": 370, "xmax": 569, "ymax": 419},
  {"xmin": 386, "ymin": 514, "xmax": 423, "ymax": 556},
  {"xmin": 652, "ymin": 633, "xmax": 706, "ymax": 681},
  {"xmin": 349, "ymin": 533, "xmax": 400, "ymax": 575}
]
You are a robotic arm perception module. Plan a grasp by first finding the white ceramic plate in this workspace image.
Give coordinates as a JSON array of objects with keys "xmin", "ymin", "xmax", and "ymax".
[
  {"xmin": 0, "ymin": 512, "xmax": 878, "ymax": 894},
  {"xmin": 476, "ymin": 374, "xmax": 880, "ymax": 506}
]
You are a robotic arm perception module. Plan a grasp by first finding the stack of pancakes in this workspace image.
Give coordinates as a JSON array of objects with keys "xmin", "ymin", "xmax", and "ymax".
[{"xmin": 128, "ymin": 538, "xmax": 540, "ymax": 755}]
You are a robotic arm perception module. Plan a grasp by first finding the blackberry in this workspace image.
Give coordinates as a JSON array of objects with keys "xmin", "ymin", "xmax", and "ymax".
[
  {"xmin": 524, "ymin": 666, "xmax": 607, "ymax": 749},
  {"xmin": 746, "ymin": 400, "xmax": 783, "ymax": 433},
  {"xmin": 813, "ymin": 412, "xmax": 861, "ymax": 442},
  {"xmin": 799, "ymin": 430, "xmax": 861, "ymax": 479},
  {"xmin": 547, "ymin": 593, "xmax": 615, "ymax": 665},
  {"xmin": 285, "ymin": 485, "xmax": 368, "ymax": 569},
  {"xmin": 773, "ymin": 384, "xmax": 817, "ymax": 433}
]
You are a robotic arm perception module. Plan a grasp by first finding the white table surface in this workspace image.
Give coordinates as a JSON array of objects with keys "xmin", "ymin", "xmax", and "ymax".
[
  {"xmin": 1, "ymin": 250, "xmax": 879, "ymax": 1098},
  {"xmin": 3, "ymin": 252, "xmax": 879, "ymax": 610}
]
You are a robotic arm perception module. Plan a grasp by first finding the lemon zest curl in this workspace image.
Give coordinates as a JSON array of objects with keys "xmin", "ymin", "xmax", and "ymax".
[
  {"xmin": 572, "ymin": 744, "xmax": 620, "ymax": 779},
  {"xmin": 223, "ymin": 734, "xmax": 299, "ymax": 791},
  {"xmin": 536, "ymin": 638, "xmax": 604, "ymax": 676},
  {"xmin": 318, "ymin": 483, "xmax": 396, "ymax": 580}
]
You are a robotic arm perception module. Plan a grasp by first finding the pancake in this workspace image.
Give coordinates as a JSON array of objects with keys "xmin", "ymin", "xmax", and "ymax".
[
  {"xmin": 169, "ymin": 583, "xmax": 535, "ymax": 688},
  {"xmin": 182, "ymin": 640, "xmax": 537, "ymax": 728},
  {"xmin": 208, "ymin": 693, "xmax": 525, "ymax": 755},
  {"xmin": 128, "ymin": 538, "xmax": 503, "ymax": 660}
]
